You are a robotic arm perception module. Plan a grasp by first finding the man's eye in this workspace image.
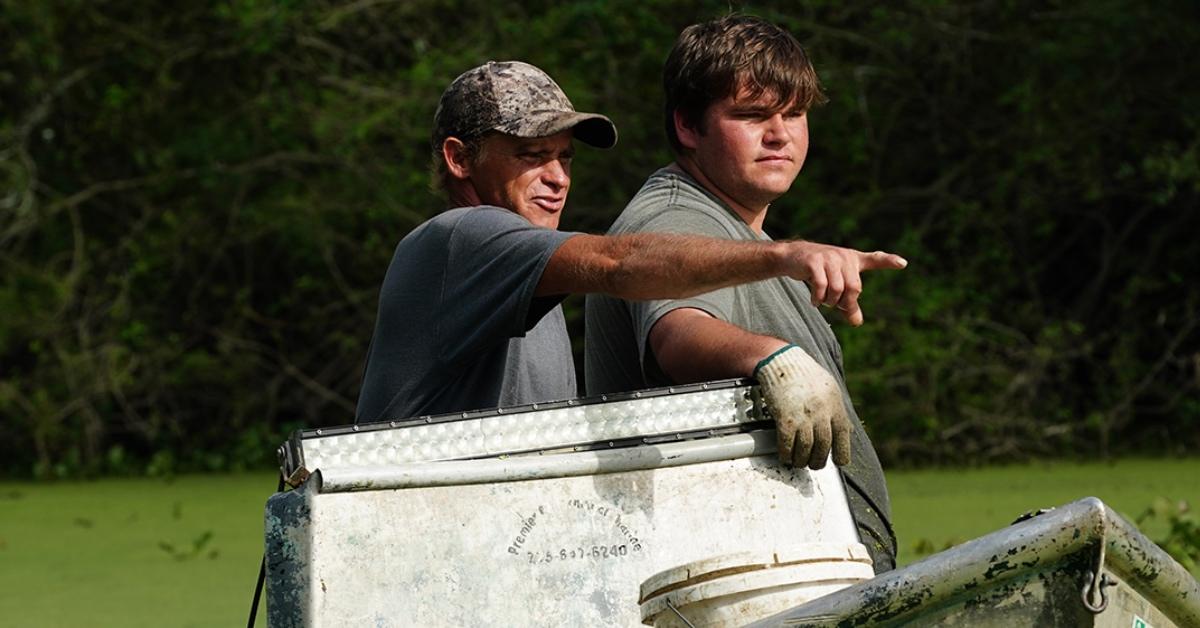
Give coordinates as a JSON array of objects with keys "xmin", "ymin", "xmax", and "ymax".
[{"xmin": 734, "ymin": 111, "xmax": 768, "ymax": 120}]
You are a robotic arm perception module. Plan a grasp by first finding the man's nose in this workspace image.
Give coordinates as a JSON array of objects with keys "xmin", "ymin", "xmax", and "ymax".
[
  {"xmin": 763, "ymin": 113, "xmax": 791, "ymax": 146},
  {"xmin": 542, "ymin": 159, "xmax": 569, "ymax": 190}
]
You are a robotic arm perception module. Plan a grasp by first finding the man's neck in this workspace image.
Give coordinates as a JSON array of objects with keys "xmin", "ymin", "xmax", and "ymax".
[
  {"xmin": 671, "ymin": 158, "xmax": 768, "ymax": 234},
  {"xmin": 447, "ymin": 182, "xmax": 482, "ymax": 209}
]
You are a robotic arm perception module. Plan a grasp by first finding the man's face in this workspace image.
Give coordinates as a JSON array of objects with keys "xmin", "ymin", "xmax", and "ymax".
[
  {"xmin": 469, "ymin": 130, "xmax": 575, "ymax": 229},
  {"xmin": 682, "ymin": 87, "xmax": 809, "ymax": 212}
]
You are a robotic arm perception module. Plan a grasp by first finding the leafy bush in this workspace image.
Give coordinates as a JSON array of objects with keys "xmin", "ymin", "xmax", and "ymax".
[
  {"xmin": 2, "ymin": 1, "xmax": 1197, "ymax": 476},
  {"xmin": 1137, "ymin": 498, "xmax": 1200, "ymax": 573}
]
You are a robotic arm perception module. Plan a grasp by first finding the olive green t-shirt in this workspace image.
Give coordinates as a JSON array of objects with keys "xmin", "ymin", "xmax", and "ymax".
[{"xmin": 584, "ymin": 166, "xmax": 897, "ymax": 571}]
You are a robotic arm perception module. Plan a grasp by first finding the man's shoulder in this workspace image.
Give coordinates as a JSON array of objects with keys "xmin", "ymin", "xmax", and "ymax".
[
  {"xmin": 630, "ymin": 166, "xmax": 719, "ymax": 207},
  {"xmin": 424, "ymin": 205, "xmax": 518, "ymax": 230},
  {"xmin": 407, "ymin": 205, "xmax": 530, "ymax": 241},
  {"xmin": 612, "ymin": 167, "xmax": 739, "ymax": 236}
]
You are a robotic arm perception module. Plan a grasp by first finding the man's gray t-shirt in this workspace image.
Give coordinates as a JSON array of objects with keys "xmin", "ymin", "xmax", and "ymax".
[
  {"xmin": 356, "ymin": 206, "xmax": 577, "ymax": 423},
  {"xmin": 585, "ymin": 166, "xmax": 897, "ymax": 571}
]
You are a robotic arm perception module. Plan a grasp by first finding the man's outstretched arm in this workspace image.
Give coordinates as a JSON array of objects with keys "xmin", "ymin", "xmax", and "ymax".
[{"xmin": 538, "ymin": 233, "xmax": 905, "ymax": 326}]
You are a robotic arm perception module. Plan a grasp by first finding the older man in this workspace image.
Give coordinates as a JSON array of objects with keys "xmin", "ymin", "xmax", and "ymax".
[{"xmin": 584, "ymin": 17, "xmax": 904, "ymax": 571}]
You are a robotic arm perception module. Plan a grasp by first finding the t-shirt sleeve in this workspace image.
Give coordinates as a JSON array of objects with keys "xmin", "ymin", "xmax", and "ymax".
[
  {"xmin": 626, "ymin": 209, "xmax": 739, "ymax": 371},
  {"xmin": 437, "ymin": 207, "xmax": 576, "ymax": 369}
]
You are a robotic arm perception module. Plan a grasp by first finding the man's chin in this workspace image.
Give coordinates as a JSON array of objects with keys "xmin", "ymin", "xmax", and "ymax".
[
  {"xmin": 530, "ymin": 212, "xmax": 562, "ymax": 230},
  {"xmin": 756, "ymin": 176, "xmax": 799, "ymax": 199}
]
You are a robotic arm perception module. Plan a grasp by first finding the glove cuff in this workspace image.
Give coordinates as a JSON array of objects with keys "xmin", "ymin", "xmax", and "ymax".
[
  {"xmin": 754, "ymin": 345, "xmax": 834, "ymax": 391},
  {"xmin": 753, "ymin": 345, "xmax": 801, "ymax": 381},
  {"xmin": 752, "ymin": 344, "xmax": 799, "ymax": 379}
]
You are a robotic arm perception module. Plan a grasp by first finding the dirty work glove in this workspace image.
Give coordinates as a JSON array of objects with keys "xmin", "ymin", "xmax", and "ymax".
[{"xmin": 753, "ymin": 345, "xmax": 853, "ymax": 470}]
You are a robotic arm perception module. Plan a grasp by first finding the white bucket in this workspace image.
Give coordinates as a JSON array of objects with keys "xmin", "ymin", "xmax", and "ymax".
[{"xmin": 639, "ymin": 543, "xmax": 875, "ymax": 627}]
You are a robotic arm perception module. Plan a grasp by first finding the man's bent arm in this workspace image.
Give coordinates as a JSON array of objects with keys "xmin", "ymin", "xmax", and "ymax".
[
  {"xmin": 649, "ymin": 308, "xmax": 853, "ymax": 470},
  {"xmin": 648, "ymin": 308, "xmax": 786, "ymax": 382},
  {"xmin": 538, "ymin": 233, "xmax": 906, "ymax": 325}
]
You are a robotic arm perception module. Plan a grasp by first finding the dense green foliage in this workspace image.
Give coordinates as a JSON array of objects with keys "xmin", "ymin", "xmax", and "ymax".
[{"xmin": 2, "ymin": 1, "xmax": 1197, "ymax": 477}]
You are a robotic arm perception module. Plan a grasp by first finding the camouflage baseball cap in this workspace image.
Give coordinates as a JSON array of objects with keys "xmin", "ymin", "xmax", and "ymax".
[{"xmin": 433, "ymin": 61, "xmax": 617, "ymax": 150}]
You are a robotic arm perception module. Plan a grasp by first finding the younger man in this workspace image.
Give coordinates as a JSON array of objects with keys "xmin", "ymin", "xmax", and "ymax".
[{"xmin": 585, "ymin": 17, "xmax": 902, "ymax": 571}]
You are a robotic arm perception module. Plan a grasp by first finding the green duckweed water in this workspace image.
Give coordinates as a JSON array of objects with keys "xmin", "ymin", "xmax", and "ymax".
[{"xmin": 1, "ymin": 458, "xmax": 1196, "ymax": 627}]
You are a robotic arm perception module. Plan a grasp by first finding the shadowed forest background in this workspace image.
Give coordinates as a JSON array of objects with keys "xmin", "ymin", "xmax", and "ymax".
[{"xmin": 2, "ymin": 0, "xmax": 1198, "ymax": 479}]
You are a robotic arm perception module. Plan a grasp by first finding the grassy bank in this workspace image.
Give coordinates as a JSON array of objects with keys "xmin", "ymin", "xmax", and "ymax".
[
  {"xmin": 1, "ymin": 458, "xmax": 1196, "ymax": 627},
  {"xmin": 887, "ymin": 458, "xmax": 1200, "ymax": 562}
]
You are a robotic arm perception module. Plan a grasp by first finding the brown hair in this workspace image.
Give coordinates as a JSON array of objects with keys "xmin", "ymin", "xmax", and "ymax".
[{"xmin": 663, "ymin": 15, "xmax": 827, "ymax": 153}]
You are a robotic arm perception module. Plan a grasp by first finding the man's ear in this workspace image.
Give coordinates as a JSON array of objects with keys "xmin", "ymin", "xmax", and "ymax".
[
  {"xmin": 442, "ymin": 137, "xmax": 472, "ymax": 180},
  {"xmin": 674, "ymin": 109, "xmax": 701, "ymax": 150}
]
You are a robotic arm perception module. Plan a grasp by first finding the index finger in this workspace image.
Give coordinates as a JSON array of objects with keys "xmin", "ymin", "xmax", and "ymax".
[{"xmin": 858, "ymin": 250, "xmax": 908, "ymax": 271}]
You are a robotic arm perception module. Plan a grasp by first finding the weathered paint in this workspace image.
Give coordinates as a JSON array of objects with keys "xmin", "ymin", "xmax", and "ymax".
[
  {"xmin": 746, "ymin": 497, "xmax": 1200, "ymax": 627},
  {"xmin": 264, "ymin": 433, "xmax": 860, "ymax": 627},
  {"xmin": 265, "ymin": 487, "xmax": 312, "ymax": 628}
]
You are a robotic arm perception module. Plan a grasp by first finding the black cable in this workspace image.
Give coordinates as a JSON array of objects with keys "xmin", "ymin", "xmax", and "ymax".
[{"xmin": 248, "ymin": 476, "xmax": 287, "ymax": 628}]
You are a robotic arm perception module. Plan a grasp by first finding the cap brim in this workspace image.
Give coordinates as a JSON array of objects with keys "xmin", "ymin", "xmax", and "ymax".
[{"xmin": 496, "ymin": 110, "xmax": 618, "ymax": 149}]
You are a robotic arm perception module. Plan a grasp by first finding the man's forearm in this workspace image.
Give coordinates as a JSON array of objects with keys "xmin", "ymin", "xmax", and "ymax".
[
  {"xmin": 649, "ymin": 308, "xmax": 787, "ymax": 382},
  {"xmin": 537, "ymin": 232, "xmax": 788, "ymax": 300},
  {"xmin": 588, "ymin": 233, "xmax": 789, "ymax": 300},
  {"xmin": 538, "ymin": 231, "xmax": 905, "ymax": 325}
]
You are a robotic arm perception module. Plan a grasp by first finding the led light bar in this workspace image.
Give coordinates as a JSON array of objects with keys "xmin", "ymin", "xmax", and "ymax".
[{"xmin": 278, "ymin": 379, "xmax": 768, "ymax": 487}]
